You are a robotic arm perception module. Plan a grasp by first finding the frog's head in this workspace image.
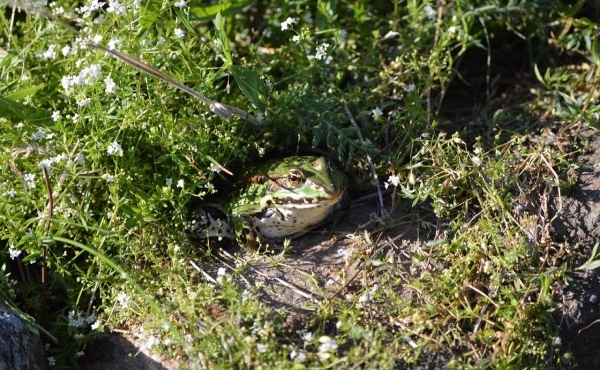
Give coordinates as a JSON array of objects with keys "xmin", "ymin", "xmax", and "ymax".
[{"xmin": 265, "ymin": 156, "xmax": 346, "ymax": 207}]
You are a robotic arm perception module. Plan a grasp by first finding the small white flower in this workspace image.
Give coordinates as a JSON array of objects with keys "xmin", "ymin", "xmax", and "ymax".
[
  {"xmin": 165, "ymin": 178, "xmax": 173, "ymax": 186},
  {"xmin": 174, "ymin": 0, "xmax": 187, "ymax": 8},
  {"xmin": 92, "ymin": 34, "xmax": 103, "ymax": 44},
  {"xmin": 76, "ymin": 351, "xmax": 85, "ymax": 357},
  {"xmin": 290, "ymin": 349, "xmax": 306, "ymax": 362},
  {"xmin": 104, "ymin": 76, "xmax": 117, "ymax": 93},
  {"xmin": 145, "ymin": 336, "xmax": 160, "ymax": 350},
  {"xmin": 117, "ymin": 292, "xmax": 131, "ymax": 307},
  {"xmin": 8, "ymin": 245, "xmax": 21, "ymax": 259},
  {"xmin": 68, "ymin": 310, "xmax": 85, "ymax": 327},
  {"xmin": 102, "ymin": 173, "xmax": 115, "ymax": 183},
  {"xmin": 75, "ymin": 153, "xmax": 85, "ymax": 165},
  {"xmin": 107, "ymin": 141, "xmax": 123, "ymax": 156},
  {"xmin": 406, "ymin": 84, "xmax": 415, "ymax": 92},
  {"xmin": 31, "ymin": 128, "xmax": 46, "ymax": 141},
  {"xmin": 42, "ymin": 44, "xmax": 57, "ymax": 60},
  {"xmin": 217, "ymin": 267, "xmax": 228, "ymax": 277},
  {"xmin": 52, "ymin": 110, "xmax": 61, "ymax": 122},
  {"xmin": 292, "ymin": 35, "xmax": 300, "ymax": 43},
  {"xmin": 424, "ymin": 5, "xmax": 437, "ymax": 20},
  {"xmin": 77, "ymin": 97, "xmax": 91, "ymax": 107},
  {"xmin": 108, "ymin": 38, "xmax": 120, "ymax": 50},
  {"xmin": 256, "ymin": 343, "xmax": 267, "ymax": 353},
  {"xmin": 317, "ymin": 336, "xmax": 338, "ymax": 358},
  {"xmin": 208, "ymin": 163, "xmax": 221, "ymax": 173},
  {"xmin": 372, "ymin": 106, "xmax": 383, "ymax": 121},
  {"xmin": 384, "ymin": 174, "xmax": 400, "ymax": 189},
  {"xmin": 174, "ymin": 28, "xmax": 185, "ymax": 38},
  {"xmin": 280, "ymin": 17, "xmax": 296, "ymax": 31},
  {"xmin": 72, "ymin": 113, "xmax": 80, "ymax": 123},
  {"xmin": 301, "ymin": 331, "xmax": 313, "ymax": 343},
  {"xmin": 61, "ymin": 45, "xmax": 70, "ymax": 57},
  {"xmin": 314, "ymin": 43, "xmax": 330, "ymax": 60},
  {"xmin": 48, "ymin": 357, "xmax": 56, "ymax": 366},
  {"xmin": 106, "ymin": 0, "xmax": 126, "ymax": 14},
  {"xmin": 176, "ymin": 179, "xmax": 184, "ymax": 188},
  {"xmin": 23, "ymin": 173, "xmax": 36, "ymax": 189},
  {"xmin": 5, "ymin": 188, "xmax": 17, "ymax": 198}
]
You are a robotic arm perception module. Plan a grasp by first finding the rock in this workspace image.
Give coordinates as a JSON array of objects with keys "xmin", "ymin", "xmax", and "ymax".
[{"xmin": 0, "ymin": 301, "xmax": 45, "ymax": 370}]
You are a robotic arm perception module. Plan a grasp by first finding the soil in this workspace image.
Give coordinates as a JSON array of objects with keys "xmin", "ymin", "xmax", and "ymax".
[
  {"xmin": 551, "ymin": 129, "xmax": 600, "ymax": 368},
  {"xmin": 79, "ymin": 129, "xmax": 600, "ymax": 369}
]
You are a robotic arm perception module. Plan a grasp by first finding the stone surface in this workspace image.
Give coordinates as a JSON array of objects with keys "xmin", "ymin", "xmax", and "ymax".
[{"xmin": 0, "ymin": 302, "xmax": 45, "ymax": 370}]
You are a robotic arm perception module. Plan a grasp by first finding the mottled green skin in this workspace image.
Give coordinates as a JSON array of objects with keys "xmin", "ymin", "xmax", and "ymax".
[{"xmin": 223, "ymin": 156, "xmax": 347, "ymax": 252}]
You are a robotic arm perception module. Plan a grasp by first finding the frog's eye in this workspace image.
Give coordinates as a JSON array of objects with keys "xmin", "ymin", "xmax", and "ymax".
[{"xmin": 287, "ymin": 169, "xmax": 304, "ymax": 187}]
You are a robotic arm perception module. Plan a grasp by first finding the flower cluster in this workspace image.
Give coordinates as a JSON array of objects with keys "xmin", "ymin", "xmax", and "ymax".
[
  {"xmin": 280, "ymin": 17, "xmax": 297, "ymax": 31},
  {"xmin": 61, "ymin": 64, "xmax": 103, "ymax": 93}
]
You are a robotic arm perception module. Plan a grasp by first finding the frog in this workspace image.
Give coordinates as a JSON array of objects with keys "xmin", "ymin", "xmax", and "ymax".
[{"xmin": 187, "ymin": 156, "xmax": 348, "ymax": 252}]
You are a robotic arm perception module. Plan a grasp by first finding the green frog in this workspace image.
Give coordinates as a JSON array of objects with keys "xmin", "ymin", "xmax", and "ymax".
[{"xmin": 188, "ymin": 156, "xmax": 348, "ymax": 252}]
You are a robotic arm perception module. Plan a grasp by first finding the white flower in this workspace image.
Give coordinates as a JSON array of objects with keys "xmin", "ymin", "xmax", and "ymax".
[
  {"xmin": 117, "ymin": 292, "xmax": 131, "ymax": 307},
  {"xmin": 372, "ymin": 106, "xmax": 383, "ymax": 120},
  {"xmin": 256, "ymin": 343, "xmax": 267, "ymax": 353},
  {"xmin": 424, "ymin": 5, "xmax": 437, "ymax": 20},
  {"xmin": 8, "ymin": 245, "xmax": 21, "ymax": 259},
  {"xmin": 106, "ymin": 0, "xmax": 126, "ymax": 14},
  {"xmin": 384, "ymin": 174, "xmax": 400, "ymax": 189},
  {"xmin": 174, "ymin": 0, "xmax": 187, "ymax": 8},
  {"xmin": 176, "ymin": 179, "xmax": 184, "ymax": 188},
  {"xmin": 52, "ymin": 110, "xmax": 61, "ymax": 122},
  {"xmin": 108, "ymin": 38, "xmax": 120, "ymax": 50},
  {"xmin": 92, "ymin": 34, "xmax": 103, "ymax": 44},
  {"xmin": 48, "ymin": 357, "xmax": 56, "ymax": 366},
  {"xmin": 5, "ymin": 188, "xmax": 17, "ymax": 198},
  {"xmin": 280, "ymin": 17, "xmax": 296, "ymax": 31},
  {"xmin": 290, "ymin": 349, "xmax": 306, "ymax": 362},
  {"xmin": 165, "ymin": 178, "xmax": 173, "ymax": 186},
  {"xmin": 292, "ymin": 35, "xmax": 300, "ymax": 43},
  {"xmin": 23, "ymin": 173, "xmax": 36, "ymax": 189},
  {"xmin": 313, "ymin": 43, "xmax": 330, "ymax": 60},
  {"xmin": 301, "ymin": 331, "xmax": 313, "ymax": 343},
  {"xmin": 317, "ymin": 336, "xmax": 338, "ymax": 359},
  {"xmin": 42, "ymin": 44, "xmax": 57, "ymax": 60},
  {"xmin": 61, "ymin": 45, "xmax": 71, "ymax": 56},
  {"xmin": 104, "ymin": 76, "xmax": 117, "ymax": 93},
  {"xmin": 102, "ymin": 174, "xmax": 115, "ymax": 183},
  {"xmin": 77, "ymin": 97, "xmax": 91, "ymax": 107},
  {"xmin": 68, "ymin": 310, "xmax": 85, "ymax": 327},
  {"xmin": 107, "ymin": 141, "xmax": 123, "ymax": 156},
  {"xmin": 407, "ymin": 84, "xmax": 415, "ymax": 92},
  {"xmin": 31, "ymin": 128, "xmax": 46, "ymax": 141},
  {"xmin": 174, "ymin": 28, "xmax": 185, "ymax": 38},
  {"xmin": 208, "ymin": 163, "xmax": 221, "ymax": 172}
]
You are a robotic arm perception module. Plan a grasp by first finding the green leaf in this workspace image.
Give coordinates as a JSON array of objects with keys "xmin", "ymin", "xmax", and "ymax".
[
  {"xmin": 189, "ymin": 0, "xmax": 255, "ymax": 21},
  {"xmin": 0, "ymin": 97, "xmax": 50, "ymax": 122},
  {"xmin": 577, "ymin": 243, "xmax": 600, "ymax": 270},
  {"xmin": 4, "ymin": 84, "xmax": 45, "ymax": 101},
  {"xmin": 214, "ymin": 12, "xmax": 232, "ymax": 66},
  {"xmin": 230, "ymin": 65, "xmax": 267, "ymax": 113}
]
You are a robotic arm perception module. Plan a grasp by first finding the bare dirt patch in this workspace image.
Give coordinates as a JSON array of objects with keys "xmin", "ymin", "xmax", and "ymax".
[{"xmin": 551, "ymin": 128, "xmax": 600, "ymax": 368}]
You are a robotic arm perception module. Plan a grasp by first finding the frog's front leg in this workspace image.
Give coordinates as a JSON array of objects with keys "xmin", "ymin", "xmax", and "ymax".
[{"xmin": 230, "ymin": 211, "xmax": 282, "ymax": 252}]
